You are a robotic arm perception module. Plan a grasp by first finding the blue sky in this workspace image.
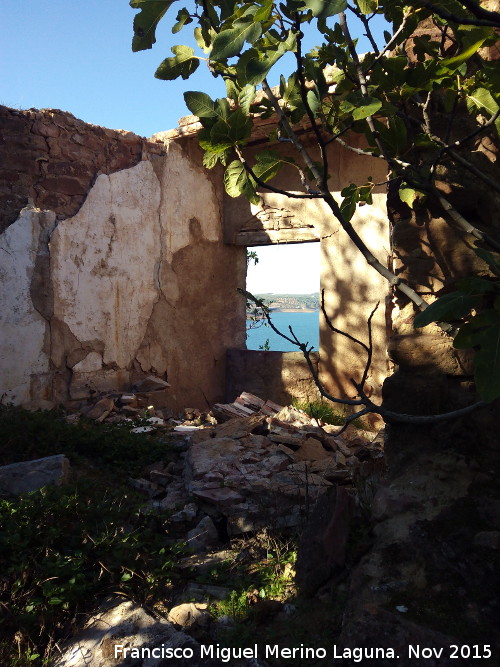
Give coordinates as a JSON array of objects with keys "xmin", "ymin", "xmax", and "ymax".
[
  {"xmin": 2, "ymin": 1, "xmax": 387, "ymax": 136},
  {"xmin": 1, "ymin": 0, "xmax": 221, "ymax": 136},
  {"xmin": 1, "ymin": 1, "xmax": 385, "ymax": 293}
]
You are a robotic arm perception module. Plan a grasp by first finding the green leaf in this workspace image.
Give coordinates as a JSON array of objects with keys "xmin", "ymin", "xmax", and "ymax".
[
  {"xmin": 414, "ymin": 292, "xmax": 481, "ymax": 328},
  {"xmin": 172, "ymin": 7, "xmax": 192, "ymax": 33},
  {"xmin": 202, "ymin": 151, "xmax": 221, "ymax": 169},
  {"xmin": 467, "ymin": 87, "xmax": 499, "ymax": 117},
  {"xmin": 130, "ymin": 0, "xmax": 175, "ymax": 52},
  {"xmin": 474, "ymin": 247, "xmax": 500, "ymax": 275},
  {"xmin": 253, "ymin": 150, "xmax": 295, "ymax": 182},
  {"xmin": 199, "ymin": 125, "xmax": 232, "ymax": 152},
  {"xmin": 194, "ymin": 25, "xmax": 213, "ymax": 52},
  {"xmin": 302, "ymin": 0, "xmax": 348, "ymax": 18},
  {"xmin": 183, "ymin": 91, "xmax": 217, "ymax": 118},
  {"xmin": 356, "ymin": 0, "xmax": 378, "ymax": 14},
  {"xmin": 236, "ymin": 31, "xmax": 296, "ymax": 86},
  {"xmin": 281, "ymin": 74, "xmax": 302, "ymax": 110},
  {"xmin": 474, "ymin": 322, "xmax": 500, "ymax": 401},
  {"xmin": 48, "ymin": 597, "xmax": 63, "ymax": 605},
  {"xmin": 306, "ymin": 89, "xmax": 320, "ymax": 115},
  {"xmin": 227, "ymin": 109, "xmax": 253, "ymax": 143},
  {"xmin": 224, "ymin": 160, "xmax": 260, "ymax": 204},
  {"xmin": 453, "ymin": 311, "xmax": 496, "ymax": 349},
  {"xmin": 440, "ymin": 37, "xmax": 487, "ymax": 70},
  {"xmin": 254, "ymin": 0, "xmax": 274, "ymax": 22},
  {"xmin": 238, "ymin": 84, "xmax": 256, "ymax": 114},
  {"xmin": 352, "ymin": 96, "xmax": 382, "ymax": 120},
  {"xmin": 414, "ymin": 133, "xmax": 440, "ymax": 149},
  {"xmin": 211, "ymin": 21, "xmax": 262, "ymax": 60},
  {"xmin": 455, "ymin": 276, "xmax": 498, "ymax": 295},
  {"xmin": 155, "ymin": 45, "xmax": 199, "ymax": 80},
  {"xmin": 214, "ymin": 98, "xmax": 231, "ymax": 121},
  {"xmin": 379, "ymin": 117, "xmax": 408, "ymax": 156},
  {"xmin": 398, "ymin": 186, "xmax": 418, "ymax": 209},
  {"xmin": 340, "ymin": 183, "xmax": 358, "ymax": 222}
]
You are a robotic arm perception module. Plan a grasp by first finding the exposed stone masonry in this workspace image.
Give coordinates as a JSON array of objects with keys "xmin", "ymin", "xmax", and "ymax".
[
  {"xmin": 0, "ymin": 106, "xmax": 246, "ymax": 409},
  {"xmin": 0, "ymin": 105, "xmax": 166, "ymax": 233}
]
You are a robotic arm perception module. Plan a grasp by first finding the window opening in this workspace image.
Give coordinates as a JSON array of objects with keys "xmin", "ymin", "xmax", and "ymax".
[{"xmin": 245, "ymin": 242, "xmax": 320, "ymax": 352}]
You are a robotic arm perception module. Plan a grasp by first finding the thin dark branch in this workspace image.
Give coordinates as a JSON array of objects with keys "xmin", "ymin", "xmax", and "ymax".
[
  {"xmin": 294, "ymin": 17, "xmax": 329, "ymax": 187},
  {"xmin": 321, "ymin": 290, "xmax": 377, "ymax": 390},
  {"xmin": 454, "ymin": 0, "xmax": 500, "ymax": 23},
  {"xmin": 430, "ymin": 186, "xmax": 500, "ymax": 252},
  {"xmin": 239, "ymin": 288, "xmax": 364, "ymax": 406},
  {"xmin": 348, "ymin": 4, "xmax": 380, "ymax": 55},
  {"xmin": 458, "ymin": 109, "xmax": 500, "ymax": 146},
  {"xmin": 363, "ymin": 12, "xmax": 411, "ymax": 74},
  {"xmin": 262, "ymin": 78, "xmax": 324, "ymax": 187},
  {"xmin": 360, "ymin": 302, "xmax": 378, "ymax": 389},
  {"xmin": 418, "ymin": 0, "xmax": 500, "ymax": 27},
  {"xmin": 239, "ymin": 290, "xmax": 486, "ymax": 424},
  {"xmin": 323, "ymin": 120, "xmax": 357, "ymax": 145},
  {"xmin": 332, "ymin": 407, "xmax": 371, "ymax": 436},
  {"xmin": 441, "ymin": 146, "xmax": 500, "ymax": 197},
  {"xmin": 321, "ymin": 289, "xmax": 370, "ymax": 354},
  {"xmin": 235, "ymin": 147, "xmax": 322, "ymax": 199}
]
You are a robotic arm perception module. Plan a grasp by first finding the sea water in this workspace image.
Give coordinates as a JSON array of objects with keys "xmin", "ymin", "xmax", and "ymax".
[{"xmin": 246, "ymin": 311, "xmax": 319, "ymax": 351}]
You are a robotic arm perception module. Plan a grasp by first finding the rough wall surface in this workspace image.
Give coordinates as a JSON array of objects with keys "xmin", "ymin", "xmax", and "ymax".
[
  {"xmin": 338, "ymin": 106, "xmax": 500, "ymax": 656},
  {"xmin": 0, "ymin": 105, "xmax": 166, "ymax": 233},
  {"xmin": 226, "ymin": 349, "xmax": 320, "ymax": 406},
  {"xmin": 0, "ymin": 108, "xmax": 246, "ymax": 409},
  {"xmin": 224, "ymin": 133, "xmax": 390, "ymax": 402}
]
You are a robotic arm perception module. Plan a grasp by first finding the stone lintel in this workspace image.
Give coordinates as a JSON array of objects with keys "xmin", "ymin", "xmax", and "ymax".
[{"xmin": 233, "ymin": 228, "xmax": 320, "ymax": 246}]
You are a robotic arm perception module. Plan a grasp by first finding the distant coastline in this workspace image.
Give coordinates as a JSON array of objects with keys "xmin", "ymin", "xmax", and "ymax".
[
  {"xmin": 247, "ymin": 292, "xmax": 320, "ymax": 314},
  {"xmin": 273, "ymin": 308, "xmax": 318, "ymax": 313},
  {"xmin": 246, "ymin": 307, "xmax": 318, "ymax": 320}
]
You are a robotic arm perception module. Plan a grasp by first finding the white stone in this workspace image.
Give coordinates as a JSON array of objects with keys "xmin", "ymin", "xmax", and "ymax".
[
  {"xmin": 131, "ymin": 426, "xmax": 155, "ymax": 433},
  {"xmin": 187, "ymin": 516, "xmax": 219, "ymax": 552},
  {"xmin": 53, "ymin": 598, "xmax": 198, "ymax": 667},
  {"xmin": 168, "ymin": 602, "xmax": 209, "ymax": 628},
  {"xmin": 0, "ymin": 454, "xmax": 70, "ymax": 496}
]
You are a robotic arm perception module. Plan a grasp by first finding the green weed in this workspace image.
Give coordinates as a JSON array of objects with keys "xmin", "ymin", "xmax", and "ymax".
[
  {"xmin": 292, "ymin": 398, "xmax": 371, "ymax": 429},
  {"xmin": 0, "ymin": 403, "xmax": 172, "ymax": 475},
  {"xmin": 0, "ymin": 480, "xmax": 184, "ymax": 663}
]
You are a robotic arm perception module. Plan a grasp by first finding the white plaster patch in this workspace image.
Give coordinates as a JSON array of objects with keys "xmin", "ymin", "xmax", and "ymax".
[
  {"xmin": 72, "ymin": 351, "xmax": 102, "ymax": 372},
  {"xmin": 50, "ymin": 161, "xmax": 162, "ymax": 368},
  {"xmin": 0, "ymin": 208, "xmax": 52, "ymax": 404},
  {"xmin": 161, "ymin": 142, "xmax": 220, "ymax": 262}
]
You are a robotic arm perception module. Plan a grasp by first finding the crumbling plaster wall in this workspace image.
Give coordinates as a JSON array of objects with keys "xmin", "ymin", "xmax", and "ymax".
[
  {"xmin": 224, "ymin": 132, "xmax": 390, "ymax": 402},
  {"xmin": 0, "ymin": 106, "xmax": 246, "ymax": 409}
]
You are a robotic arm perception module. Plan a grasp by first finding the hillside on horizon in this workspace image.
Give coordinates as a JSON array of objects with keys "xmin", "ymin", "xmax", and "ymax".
[{"xmin": 254, "ymin": 292, "xmax": 319, "ymax": 311}]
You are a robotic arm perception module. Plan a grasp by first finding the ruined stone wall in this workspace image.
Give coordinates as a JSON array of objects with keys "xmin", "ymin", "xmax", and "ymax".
[
  {"xmin": 226, "ymin": 349, "xmax": 320, "ymax": 406},
  {"xmin": 223, "ymin": 133, "xmax": 390, "ymax": 403},
  {"xmin": 0, "ymin": 106, "xmax": 166, "ymax": 232},
  {"xmin": 0, "ymin": 107, "xmax": 246, "ymax": 409}
]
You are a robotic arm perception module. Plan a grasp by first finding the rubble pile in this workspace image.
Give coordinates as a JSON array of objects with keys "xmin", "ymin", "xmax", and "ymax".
[{"xmin": 66, "ymin": 388, "xmax": 384, "ymax": 537}]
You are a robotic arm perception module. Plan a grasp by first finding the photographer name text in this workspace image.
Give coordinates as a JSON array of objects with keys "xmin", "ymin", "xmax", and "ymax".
[{"xmin": 114, "ymin": 643, "xmax": 492, "ymax": 662}]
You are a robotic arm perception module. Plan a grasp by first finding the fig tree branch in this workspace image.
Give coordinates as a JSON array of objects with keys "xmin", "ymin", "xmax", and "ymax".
[{"xmin": 240, "ymin": 289, "xmax": 486, "ymax": 425}]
